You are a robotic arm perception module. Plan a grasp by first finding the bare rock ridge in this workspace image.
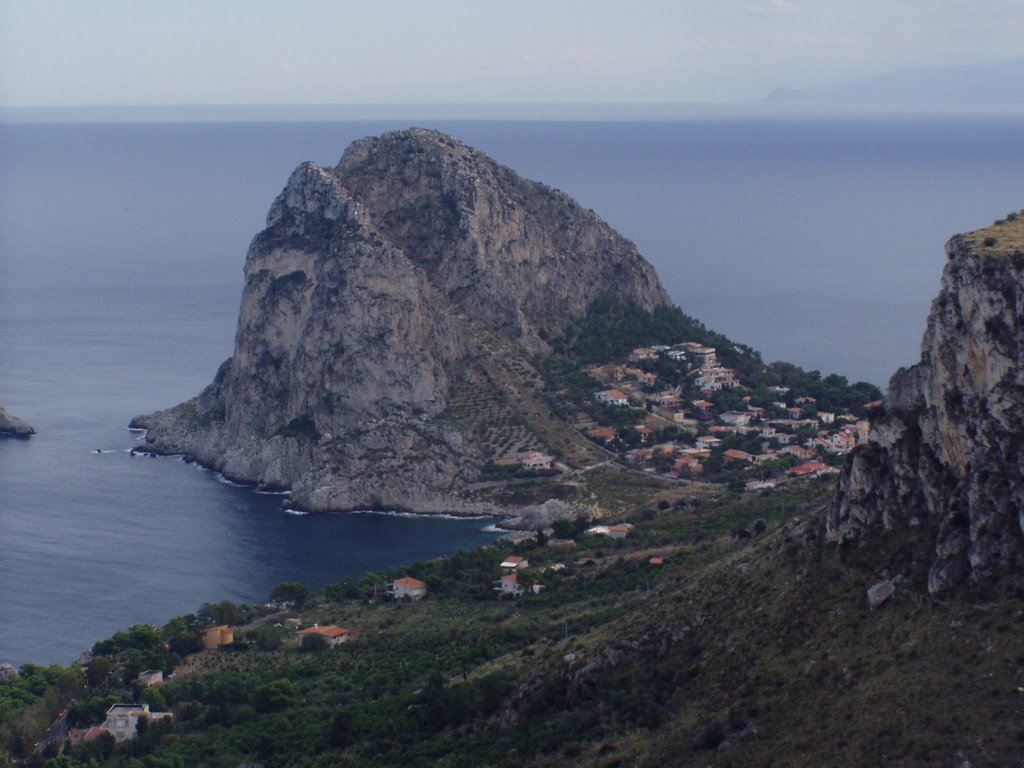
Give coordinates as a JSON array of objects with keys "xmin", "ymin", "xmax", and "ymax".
[
  {"xmin": 133, "ymin": 128, "xmax": 670, "ymax": 515},
  {"xmin": 0, "ymin": 406, "xmax": 35, "ymax": 437},
  {"xmin": 829, "ymin": 213, "xmax": 1024, "ymax": 593}
]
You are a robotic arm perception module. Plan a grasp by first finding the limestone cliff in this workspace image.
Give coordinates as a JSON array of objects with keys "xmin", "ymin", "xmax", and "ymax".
[
  {"xmin": 829, "ymin": 213, "xmax": 1024, "ymax": 592},
  {"xmin": 134, "ymin": 128, "xmax": 670, "ymax": 514}
]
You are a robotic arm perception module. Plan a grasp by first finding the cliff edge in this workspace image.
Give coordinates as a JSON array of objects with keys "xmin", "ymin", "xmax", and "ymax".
[
  {"xmin": 829, "ymin": 212, "xmax": 1024, "ymax": 592},
  {"xmin": 134, "ymin": 128, "xmax": 670, "ymax": 515}
]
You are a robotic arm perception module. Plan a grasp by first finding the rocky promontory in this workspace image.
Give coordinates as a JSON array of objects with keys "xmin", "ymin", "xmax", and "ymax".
[
  {"xmin": 0, "ymin": 406, "xmax": 35, "ymax": 437},
  {"xmin": 134, "ymin": 128, "xmax": 670, "ymax": 515},
  {"xmin": 829, "ymin": 213, "xmax": 1024, "ymax": 592}
]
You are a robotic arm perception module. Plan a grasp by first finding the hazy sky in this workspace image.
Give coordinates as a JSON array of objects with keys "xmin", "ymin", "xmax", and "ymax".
[{"xmin": 1, "ymin": 0, "xmax": 1022, "ymax": 106}]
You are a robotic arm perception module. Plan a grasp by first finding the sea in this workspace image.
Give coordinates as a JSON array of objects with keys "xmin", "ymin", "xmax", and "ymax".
[{"xmin": 2, "ymin": 109, "xmax": 1023, "ymax": 666}]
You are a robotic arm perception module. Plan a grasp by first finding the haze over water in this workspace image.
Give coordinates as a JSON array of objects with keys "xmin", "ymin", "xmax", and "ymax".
[{"xmin": 2, "ymin": 113, "xmax": 1022, "ymax": 666}]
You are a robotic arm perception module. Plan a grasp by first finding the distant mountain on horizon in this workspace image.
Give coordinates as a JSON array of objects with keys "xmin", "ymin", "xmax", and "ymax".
[{"xmin": 768, "ymin": 58, "xmax": 1024, "ymax": 106}]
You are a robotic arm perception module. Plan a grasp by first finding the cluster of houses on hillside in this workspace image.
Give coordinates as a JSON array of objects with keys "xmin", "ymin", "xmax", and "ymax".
[{"xmin": 585, "ymin": 342, "xmax": 872, "ymax": 488}]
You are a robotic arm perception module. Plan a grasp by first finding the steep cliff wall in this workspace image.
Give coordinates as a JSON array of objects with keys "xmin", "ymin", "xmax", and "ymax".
[
  {"xmin": 829, "ymin": 213, "xmax": 1024, "ymax": 592},
  {"xmin": 134, "ymin": 129, "xmax": 670, "ymax": 514}
]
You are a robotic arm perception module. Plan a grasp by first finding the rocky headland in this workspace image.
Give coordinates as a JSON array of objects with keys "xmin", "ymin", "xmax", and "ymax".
[
  {"xmin": 829, "ymin": 213, "xmax": 1024, "ymax": 592},
  {"xmin": 134, "ymin": 128, "xmax": 669, "ymax": 517},
  {"xmin": 0, "ymin": 406, "xmax": 35, "ymax": 437}
]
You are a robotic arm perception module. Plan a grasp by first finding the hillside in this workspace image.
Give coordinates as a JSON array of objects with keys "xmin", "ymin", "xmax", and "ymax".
[{"xmin": 4, "ymin": 480, "xmax": 1022, "ymax": 767}]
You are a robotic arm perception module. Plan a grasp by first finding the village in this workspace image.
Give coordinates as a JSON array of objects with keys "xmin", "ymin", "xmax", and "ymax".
[{"xmin": 530, "ymin": 339, "xmax": 882, "ymax": 492}]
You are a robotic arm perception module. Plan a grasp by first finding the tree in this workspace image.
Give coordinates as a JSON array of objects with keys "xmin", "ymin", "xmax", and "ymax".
[{"xmin": 270, "ymin": 581, "xmax": 309, "ymax": 608}]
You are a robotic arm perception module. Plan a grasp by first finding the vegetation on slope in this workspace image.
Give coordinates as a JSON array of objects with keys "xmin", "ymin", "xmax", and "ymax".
[{"xmin": 4, "ymin": 475, "xmax": 1022, "ymax": 767}]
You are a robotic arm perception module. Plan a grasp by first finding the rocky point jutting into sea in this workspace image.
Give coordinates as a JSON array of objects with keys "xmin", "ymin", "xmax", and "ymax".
[
  {"xmin": 830, "ymin": 213, "xmax": 1024, "ymax": 593},
  {"xmin": 0, "ymin": 406, "xmax": 35, "ymax": 437},
  {"xmin": 133, "ymin": 128, "xmax": 669, "ymax": 517}
]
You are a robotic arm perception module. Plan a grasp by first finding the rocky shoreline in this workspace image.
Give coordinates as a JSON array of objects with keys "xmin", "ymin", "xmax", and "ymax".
[
  {"xmin": 129, "ymin": 440, "xmax": 584, "ymax": 530},
  {"xmin": 0, "ymin": 406, "xmax": 35, "ymax": 438}
]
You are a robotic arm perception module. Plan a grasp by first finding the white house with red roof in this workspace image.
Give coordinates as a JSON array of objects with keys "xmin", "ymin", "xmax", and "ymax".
[
  {"xmin": 595, "ymin": 389, "xmax": 630, "ymax": 406},
  {"xmin": 298, "ymin": 624, "xmax": 352, "ymax": 648},
  {"xmin": 390, "ymin": 576, "xmax": 428, "ymax": 599}
]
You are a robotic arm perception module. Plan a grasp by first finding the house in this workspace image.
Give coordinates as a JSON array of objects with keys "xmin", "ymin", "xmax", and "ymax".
[
  {"xmin": 780, "ymin": 445, "xmax": 816, "ymax": 461},
  {"xmin": 695, "ymin": 435, "xmax": 721, "ymax": 451},
  {"xmin": 818, "ymin": 411, "xmax": 836, "ymax": 425},
  {"xmin": 672, "ymin": 455, "xmax": 703, "ymax": 476},
  {"xmin": 521, "ymin": 451, "xmax": 553, "ymax": 470},
  {"xmin": 825, "ymin": 431, "xmax": 856, "ymax": 454},
  {"xmin": 719, "ymin": 411, "xmax": 751, "ymax": 427},
  {"xmin": 649, "ymin": 556, "xmax": 665, "ymax": 566},
  {"xmin": 691, "ymin": 399, "xmax": 715, "ymax": 416},
  {"xmin": 628, "ymin": 347, "xmax": 659, "ymax": 363},
  {"xmin": 500, "ymin": 555, "xmax": 529, "ymax": 571},
  {"xmin": 595, "ymin": 389, "xmax": 630, "ymax": 406},
  {"xmin": 723, "ymin": 449, "xmax": 755, "ymax": 463},
  {"xmin": 102, "ymin": 704, "xmax": 172, "ymax": 742},
  {"xmin": 864, "ymin": 399, "xmax": 884, "ymax": 410},
  {"xmin": 768, "ymin": 386, "xmax": 790, "ymax": 395},
  {"xmin": 298, "ymin": 624, "xmax": 352, "ymax": 648},
  {"xmin": 786, "ymin": 461, "xmax": 835, "ymax": 478},
  {"xmin": 636, "ymin": 371, "xmax": 658, "ymax": 387},
  {"xmin": 746, "ymin": 479, "xmax": 777, "ymax": 491},
  {"xmin": 607, "ymin": 523, "xmax": 634, "ymax": 540},
  {"xmin": 681, "ymin": 343, "xmax": 717, "ymax": 368},
  {"xmin": 666, "ymin": 349, "xmax": 687, "ymax": 361},
  {"xmin": 137, "ymin": 669, "xmax": 163, "ymax": 687},
  {"xmin": 623, "ymin": 448, "xmax": 653, "ymax": 464},
  {"xmin": 787, "ymin": 407, "xmax": 804, "ymax": 420},
  {"xmin": 200, "ymin": 625, "xmax": 233, "ymax": 650},
  {"xmin": 655, "ymin": 393, "xmax": 683, "ymax": 410},
  {"xmin": 390, "ymin": 576, "xmax": 428, "ymax": 599},
  {"xmin": 598, "ymin": 364, "xmax": 626, "ymax": 382},
  {"xmin": 495, "ymin": 573, "xmax": 526, "ymax": 597},
  {"xmin": 587, "ymin": 425, "xmax": 617, "ymax": 443}
]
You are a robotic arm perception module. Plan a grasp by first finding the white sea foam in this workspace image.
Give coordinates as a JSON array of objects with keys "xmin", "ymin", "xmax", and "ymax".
[
  {"xmin": 343, "ymin": 509, "xmax": 494, "ymax": 522},
  {"xmin": 284, "ymin": 508, "xmax": 309, "ymax": 516}
]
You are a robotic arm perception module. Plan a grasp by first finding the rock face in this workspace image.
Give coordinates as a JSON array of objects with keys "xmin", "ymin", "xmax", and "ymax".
[
  {"xmin": 134, "ymin": 128, "xmax": 670, "ymax": 514},
  {"xmin": 829, "ymin": 214, "xmax": 1024, "ymax": 592},
  {"xmin": 0, "ymin": 406, "xmax": 35, "ymax": 437}
]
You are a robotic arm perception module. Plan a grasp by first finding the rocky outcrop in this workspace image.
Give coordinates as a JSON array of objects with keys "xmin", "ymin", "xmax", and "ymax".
[
  {"xmin": 829, "ymin": 213, "xmax": 1024, "ymax": 592},
  {"xmin": 134, "ymin": 128, "xmax": 670, "ymax": 514},
  {"xmin": 0, "ymin": 407, "xmax": 35, "ymax": 437}
]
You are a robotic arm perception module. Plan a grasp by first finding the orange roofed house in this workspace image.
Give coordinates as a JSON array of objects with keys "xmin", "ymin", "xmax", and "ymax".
[
  {"xmin": 390, "ymin": 576, "xmax": 428, "ymax": 599},
  {"xmin": 297, "ymin": 624, "xmax": 352, "ymax": 648},
  {"xmin": 500, "ymin": 555, "xmax": 529, "ymax": 571}
]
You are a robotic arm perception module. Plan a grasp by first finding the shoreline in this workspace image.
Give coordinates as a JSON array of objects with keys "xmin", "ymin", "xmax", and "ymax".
[{"xmin": 130, "ymin": 446, "xmax": 524, "ymax": 524}]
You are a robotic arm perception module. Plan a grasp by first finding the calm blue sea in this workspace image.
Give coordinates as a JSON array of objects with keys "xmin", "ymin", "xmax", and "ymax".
[{"xmin": 2, "ymin": 115, "xmax": 1022, "ymax": 666}]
